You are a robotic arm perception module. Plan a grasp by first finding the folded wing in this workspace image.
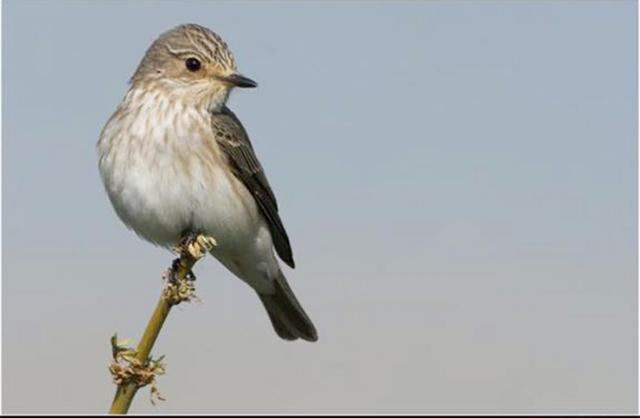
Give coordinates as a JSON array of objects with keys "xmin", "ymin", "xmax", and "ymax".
[{"xmin": 211, "ymin": 107, "xmax": 295, "ymax": 268}]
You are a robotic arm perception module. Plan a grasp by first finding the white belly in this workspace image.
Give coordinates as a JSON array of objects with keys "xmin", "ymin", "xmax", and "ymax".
[{"xmin": 103, "ymin": 150, "xmax": 258, "ymax": 248}]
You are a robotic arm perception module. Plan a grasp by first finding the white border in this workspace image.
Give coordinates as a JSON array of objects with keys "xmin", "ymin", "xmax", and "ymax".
[{"xmin": 0, "ymin": 0, "xmax": 5, "ymax": 412}]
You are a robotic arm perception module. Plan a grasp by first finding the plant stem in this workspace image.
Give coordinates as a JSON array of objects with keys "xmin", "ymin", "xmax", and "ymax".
[{"xmin": 109, "ymin": 251, "xmax": 198, "ymax": 414}]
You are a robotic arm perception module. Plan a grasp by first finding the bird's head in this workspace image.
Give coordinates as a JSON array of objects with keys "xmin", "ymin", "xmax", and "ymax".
[{"xmin": 130, "ymin": 24, "xmax": 257, "ymax": 111}]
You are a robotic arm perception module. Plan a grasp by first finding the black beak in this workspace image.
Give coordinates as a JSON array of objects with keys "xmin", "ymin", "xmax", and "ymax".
[{"xmin": 222, "ymin": 73, "xmax": 258, "ymax": 88}]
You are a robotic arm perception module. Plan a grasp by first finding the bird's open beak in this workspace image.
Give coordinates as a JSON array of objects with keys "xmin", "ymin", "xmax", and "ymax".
[{"xmin": 219, "ymin": 73, "xmax": 258, "ymax": 88}]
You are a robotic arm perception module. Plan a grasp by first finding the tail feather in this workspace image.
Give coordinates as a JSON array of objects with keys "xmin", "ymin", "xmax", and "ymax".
[{"xmin": 258, "ymin": 271, "xmax": 318, "ymax": 342}]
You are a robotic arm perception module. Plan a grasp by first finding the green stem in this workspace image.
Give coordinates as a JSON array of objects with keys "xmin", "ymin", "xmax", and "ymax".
[{"xmin": 109, "ymin": 254, "xmax": 196, "ymax": 414}]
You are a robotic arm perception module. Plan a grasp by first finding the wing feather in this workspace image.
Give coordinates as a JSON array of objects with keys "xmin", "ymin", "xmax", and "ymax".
[{"xmin": 212, "ymin": 107, "xmax": 295, "ymax": 268}]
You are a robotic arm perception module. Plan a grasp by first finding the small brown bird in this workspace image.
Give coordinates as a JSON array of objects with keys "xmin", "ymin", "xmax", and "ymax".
[{"xmin": 97, "ymin": 24, "xmax": 317, "ymax": 342}]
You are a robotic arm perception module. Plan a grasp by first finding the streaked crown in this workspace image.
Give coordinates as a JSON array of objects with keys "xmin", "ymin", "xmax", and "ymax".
[{"xmin": 131, "ymin": 24, "xmax": 237, "ymax": 85}]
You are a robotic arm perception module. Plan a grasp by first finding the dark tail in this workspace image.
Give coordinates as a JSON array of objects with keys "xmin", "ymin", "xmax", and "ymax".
[{"xmin": 258, "ymin": 271, "xmax": 318, "ymax": 342}]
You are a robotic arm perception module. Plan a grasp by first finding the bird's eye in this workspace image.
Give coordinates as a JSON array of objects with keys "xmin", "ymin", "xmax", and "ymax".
[{"xmin": 185, "ymin": 57, "xmax": 202, "ymax": 72}]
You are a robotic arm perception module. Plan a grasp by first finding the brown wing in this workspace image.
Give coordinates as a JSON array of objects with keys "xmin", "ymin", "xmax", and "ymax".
[{"xmin": 211, "ymin": 106, "xmax": 295, "ymax": 268}]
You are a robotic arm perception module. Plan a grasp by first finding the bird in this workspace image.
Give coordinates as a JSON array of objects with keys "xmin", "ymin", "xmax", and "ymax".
[{"xmin": 97, "ymin": 23, "xmax": 317, "ymax": 342}]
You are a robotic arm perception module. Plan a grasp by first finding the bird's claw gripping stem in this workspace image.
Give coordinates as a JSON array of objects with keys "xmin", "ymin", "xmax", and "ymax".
[
  {"xmin": 186, "ymin": 234, "xmax": 217, "ymax": 260},
  {"xmin": 173, "ymin": 233, "xmax": 217, "ymax": 260},
  {"xmin": 164, "ymin": 233, "xmax": 216, "ymax": 304}
]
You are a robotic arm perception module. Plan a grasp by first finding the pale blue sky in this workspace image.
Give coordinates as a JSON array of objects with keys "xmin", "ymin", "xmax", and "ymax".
[{"xmin": 3, "ymin": 0, "xmax": 637, "ymax": 414}]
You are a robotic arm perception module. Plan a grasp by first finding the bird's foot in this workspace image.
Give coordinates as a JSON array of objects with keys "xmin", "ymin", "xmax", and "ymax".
[
  {"xmin": 187, "ymin": 234, "xmax": 217, "ymax": 260},
  {"xmin": 174, "ymin": 233, "xmax": 217, "ymax": 260},
  {"xmin": 163, "ymin": 233, "xmax": 214, "ymax": 305}
]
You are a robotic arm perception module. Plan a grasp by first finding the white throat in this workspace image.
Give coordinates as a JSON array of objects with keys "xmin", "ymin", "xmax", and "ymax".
[{"xmin": 206, "ymin": 85, "xmax": 231, "ymax": 112}]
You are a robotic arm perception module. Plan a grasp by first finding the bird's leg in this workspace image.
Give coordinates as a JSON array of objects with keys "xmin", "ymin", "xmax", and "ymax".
[
  {"xmin": 170, "ymin": 232, "xmax": 218, "ymax": 282},
  {"xmin": 163, "ymin": 233, "xmax": 216, "ymax": 305},
  {"xmin": 168, "ymin": 258, "xmax": 188, "ymax": 282}
]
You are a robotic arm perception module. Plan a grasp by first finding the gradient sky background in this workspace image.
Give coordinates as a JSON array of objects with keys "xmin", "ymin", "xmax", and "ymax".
[{"xmin": 3, "ymin": 0, "xmax": 637, "ymax": 414}]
